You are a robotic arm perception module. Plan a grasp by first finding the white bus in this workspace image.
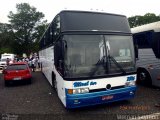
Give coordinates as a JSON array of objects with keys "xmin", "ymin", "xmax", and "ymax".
[
  {"xmin": 39, "ymin": 10, "xmax": 137, "ymax": 108},
  {"xmin": 0, "ymin": 53, "xmax": 15, "ymax": 69},
  {"xmin": 132, "ymin": 21, "xmax": 160, "ymax": 87}
]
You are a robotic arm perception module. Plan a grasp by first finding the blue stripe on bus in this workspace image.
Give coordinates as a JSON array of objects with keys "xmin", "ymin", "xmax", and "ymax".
[{"xmin": 65, "ymin": 86, "xmax": 137, "ymax": 108}]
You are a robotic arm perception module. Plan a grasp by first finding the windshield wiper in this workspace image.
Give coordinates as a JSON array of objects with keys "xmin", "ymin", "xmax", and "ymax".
[
  {"xmin": 109, "ymin": 55, "xmax": 126, "ymax": 75},
  {"xmin": 103, "ymin": 35, "xmax": 126, "ymax": 75},
  {"xmin": 96, "ymin": 56, "xmax": 105, "ymax": 65}
]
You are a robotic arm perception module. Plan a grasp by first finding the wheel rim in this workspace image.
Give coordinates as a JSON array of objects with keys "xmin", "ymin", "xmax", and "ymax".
[{"xmin": 139, "ymin": 72, "xmax": 146, "ymax": 81}]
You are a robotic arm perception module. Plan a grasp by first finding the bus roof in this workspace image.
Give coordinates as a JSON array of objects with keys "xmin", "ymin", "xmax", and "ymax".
[
  {"xmin": 131, "ymin": 21, "xmax": 160, "ymax": 34},
  {"xmin": 58, "ymin": 10, "xmax": 131, "ymax": 33}
]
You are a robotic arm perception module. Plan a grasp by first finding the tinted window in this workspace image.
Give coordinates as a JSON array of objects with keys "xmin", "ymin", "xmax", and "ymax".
[
  {"xmin": 39, "ymin": 15, "xmax": 60, "ymax": 49},
  {"xmin": 133, "ymin": 31, "xmax": 153, "ymax": 48},
  {"xmin": 63, "ymin": 35, "xmax": 135, "ymax": 78},
  {"xmin": 61, "ymin": 11, "xmax": 130, "ymax": 33},
  {"xmin": 52, "ymin": 15, "xmax": 60, "ymax": 43},
  {"xmin": 7, "ymin": 64, "xmax": 27, "ymax": 70}
]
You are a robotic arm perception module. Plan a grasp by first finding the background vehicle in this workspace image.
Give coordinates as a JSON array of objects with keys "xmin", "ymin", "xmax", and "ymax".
[
  {"xmin": 39, "ymin": 10, "xmax": 137, "ymax": 108},
  {"xmin": 3, "ymin": 62, "xmax": 32, "ymax": 86},
  {"xmin": 0, "ymin": 53, "xmax": 15, "ymax": 69},
  {"xmin": 131, "ymin": 21, "xmax": 160, "ymax": 87}
]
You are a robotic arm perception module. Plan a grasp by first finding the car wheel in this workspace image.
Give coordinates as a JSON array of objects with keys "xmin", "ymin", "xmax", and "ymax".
[
  {"xmin": 28, "ymin": 78, "xmax": 32, "ymax": 84},
  {"xmin": 5, "ymin": 81, "xmax": 9, "ymax": 87}
]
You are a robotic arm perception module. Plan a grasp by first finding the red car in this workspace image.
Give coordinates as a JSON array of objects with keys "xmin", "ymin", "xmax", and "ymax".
[{"xmin": 3, "ymin": 62, "xmax": 32, "ymax": 86}]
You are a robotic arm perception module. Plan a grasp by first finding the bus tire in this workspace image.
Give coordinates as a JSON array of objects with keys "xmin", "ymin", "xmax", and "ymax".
[
  {"xmin": 137, "ymin": 69, "xmax": 152, "ymax": 86},
  {"xmin": 52, "ymin": 72, "xmax": 57, "ymax": 91}
]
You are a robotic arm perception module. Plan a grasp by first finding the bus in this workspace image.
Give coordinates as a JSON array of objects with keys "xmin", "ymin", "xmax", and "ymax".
[
  {"xmin": 39, "ymin": 10, "xmax": 137, "ymax": 108},
  {"xmin": 132, "ymin": 21, "xmax": 160, "ymax": 87},
  {"xmin": 0, "ymin": 53, "xmax": 15, "ymax": 69}
]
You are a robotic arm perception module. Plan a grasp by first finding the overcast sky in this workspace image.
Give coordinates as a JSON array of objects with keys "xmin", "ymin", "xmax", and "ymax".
[{"xmin": 0, "ymin": 0, "xmax": 160, "ymax": 23}]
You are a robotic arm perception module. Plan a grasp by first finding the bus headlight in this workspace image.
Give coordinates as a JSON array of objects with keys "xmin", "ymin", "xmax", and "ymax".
[
  {"xmin": 68, "ymin": 88, "xmax": 89, "ymax": 94},
  {"xmin": 125, "ymin": 81, "xmax": 135, "ymax": 87},
  {"xmin": 73, "ymin": 88, "xmax": 89, "ymax": 94}
]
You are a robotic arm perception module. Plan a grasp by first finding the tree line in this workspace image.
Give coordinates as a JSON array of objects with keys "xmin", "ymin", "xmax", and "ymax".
[
  {"xmin": 0, "ymin": 3, "xmax": 48, "ymax": 56},
  {"xmin": 0, "ymin": 3, "xmax": 160, "ymax": 56},
  {"xmin": 128, "ymin": 13, "xmax": 160, "ymax": 28}
]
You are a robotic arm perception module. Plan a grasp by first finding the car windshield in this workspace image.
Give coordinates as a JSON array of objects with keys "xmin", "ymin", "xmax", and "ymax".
[
  {"xmin": 63, "ymin": 35, "xmax": 135, "ymax": 78},
  {"xmin": 6, "ymin": 64, "xmax": 27, "ymax": 70}
]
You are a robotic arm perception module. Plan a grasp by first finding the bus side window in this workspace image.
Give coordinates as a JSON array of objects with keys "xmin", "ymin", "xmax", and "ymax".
[{"xmin": 52, "ymin": 15, "xmax": 60, "ymax": 43}]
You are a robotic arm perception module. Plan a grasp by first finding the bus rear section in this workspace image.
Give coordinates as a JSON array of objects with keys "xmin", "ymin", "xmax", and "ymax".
[
  {"xmin": 39, "ymin": 10, "xmax": 137, "ymax": 108},
  {"xmin": 132, "ymin": 21, "xmax": 160, "ymax": 87}
]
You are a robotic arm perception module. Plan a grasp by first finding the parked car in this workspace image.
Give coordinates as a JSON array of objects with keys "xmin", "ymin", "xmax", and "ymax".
[{"xmin": 2, "ymin": 62, "xmax": 32, "ymax": 86}]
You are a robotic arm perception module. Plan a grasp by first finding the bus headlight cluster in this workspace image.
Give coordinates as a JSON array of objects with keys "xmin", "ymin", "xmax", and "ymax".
[
  {"xmin": 73, "ymin": 88, "xmax": 89, "ymax": 94},
  {"xmin": 125, "ymin": 81, "xmax": 135, "ymax": 87},
  {"xmin": 68, "ymin": 88, "xmax": 89, "ymax": 94}
]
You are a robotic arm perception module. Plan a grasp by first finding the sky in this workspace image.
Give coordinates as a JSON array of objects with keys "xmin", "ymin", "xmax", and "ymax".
[{"xmin": 0, "ymin": 0, "xmax": 160, "ymax": 23}]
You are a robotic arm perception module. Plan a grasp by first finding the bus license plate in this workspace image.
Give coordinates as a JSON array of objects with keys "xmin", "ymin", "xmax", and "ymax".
[
  {"xmin": 13, "ymin": 77, "xmax": 21, "ymax": 80},
  {"xmin": 102, "ymin": 95, "xmax": 114, "ymax": 100}
]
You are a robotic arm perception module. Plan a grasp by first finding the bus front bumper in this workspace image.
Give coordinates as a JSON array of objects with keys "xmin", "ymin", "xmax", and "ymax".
[{"xmin": 66, "ymin": 86, "xmax": 136, "ymax": 109}]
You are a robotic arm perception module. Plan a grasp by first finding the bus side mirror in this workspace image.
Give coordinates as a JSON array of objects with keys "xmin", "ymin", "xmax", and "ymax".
[
  {"xmin": 135, "ymin": 44, "xmax": 138, "ymax": 59},
  {"xmin": 59, "ymin": 60, "xmax": 63, "ymax": 69},
  {"xmin": 58, "ymin": 60, "xmax": 64, "ymax": 76}
]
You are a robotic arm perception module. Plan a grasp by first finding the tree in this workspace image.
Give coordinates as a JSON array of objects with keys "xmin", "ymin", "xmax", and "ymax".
[
  {"xmin": 128, "ymin": 13, "xmax": 160, "ymax": 28},
  {"xmin": 8, "ymin": 3, "xmax": 47, "ymax": 55},
  {"xmin": 30, "ymin": 23, "xmax": 49, "ymax": 52},
  {"xmin": 0, "ymin": 23, "xmax": 14, "ymax": 55}
]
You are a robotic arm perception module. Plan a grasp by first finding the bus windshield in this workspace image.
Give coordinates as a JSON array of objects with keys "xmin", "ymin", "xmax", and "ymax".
[{"xmin": 63, "ymin": 35, "xmax": 135, "ymax": 78}]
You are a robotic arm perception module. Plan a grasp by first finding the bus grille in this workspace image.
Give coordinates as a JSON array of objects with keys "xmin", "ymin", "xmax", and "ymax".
[{"xmin": 89, "ymin": 85, "xmax": 125, "ymax": 93}]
